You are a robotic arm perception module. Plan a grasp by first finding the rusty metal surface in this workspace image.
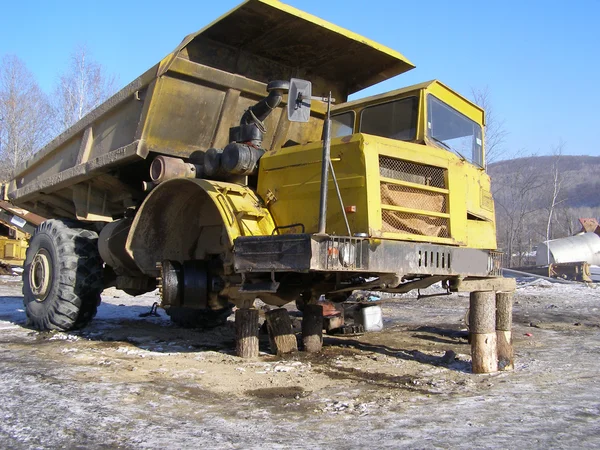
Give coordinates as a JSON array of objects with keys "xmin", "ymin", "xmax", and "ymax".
[
  {"xmin": 578, "ymin": 218, "xmax": 600, "ymax": 235},
  {"xmin": 233, "ymin": 234, "xmax": 497, "ymax": 278},
  {"xmin": 0, "ymin": 201, "xmax": 44, "ymax": 228},
  {"xmin": 234, "ymin": 234, "xmax": 313, "ymax": 272},
  {"xmin": 514, "ymin": 262, "xmax": 593, "ymax": 283},
  {"xmin": 550, "ymin": 262, "xmax": 592, "ymax": 283}
]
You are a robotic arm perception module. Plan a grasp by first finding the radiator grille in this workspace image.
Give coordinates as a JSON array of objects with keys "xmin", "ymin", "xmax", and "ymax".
[
  {"xmin": 379, "ymin": 156, "xmax": 450, "ymax": 238},
  {"xmin": 380, "ymin": 184, "xmax": 447, "ymax": 213},
  {"xmin": 381, "ymin": 211, "xmax": 450, "ymax": 237},
  {"xmin": 379, "ymin": 156, "xmax": 446, "ymax": 188}
]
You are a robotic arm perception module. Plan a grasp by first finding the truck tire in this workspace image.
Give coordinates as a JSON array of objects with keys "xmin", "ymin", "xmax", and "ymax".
[
  {"xmin": 23, "ymin": 219, "xmax": 104, "ymax": 331},
  {"xmin": 166, "ymin": 305, "xmax": 233, "ymax": 329}
]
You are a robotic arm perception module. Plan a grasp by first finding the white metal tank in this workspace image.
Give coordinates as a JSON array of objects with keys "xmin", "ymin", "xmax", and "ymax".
[{"xmin": 536, "ymin": 232, "xmax": 600, "ymax": 265}]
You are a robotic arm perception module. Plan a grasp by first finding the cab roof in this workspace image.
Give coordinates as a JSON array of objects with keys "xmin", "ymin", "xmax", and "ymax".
[{"xmin": 333, "ymin": 79, "xmax": 485, "ymax": 125}]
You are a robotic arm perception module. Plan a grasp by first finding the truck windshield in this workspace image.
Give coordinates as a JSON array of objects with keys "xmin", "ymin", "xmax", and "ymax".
[
  {"xmin": 360, "ymin": 97, "xmax": 418, "ymax": 141},
  {"xmin": 427, "ymin": 95, "xmax": 483, "ymax": 167}
]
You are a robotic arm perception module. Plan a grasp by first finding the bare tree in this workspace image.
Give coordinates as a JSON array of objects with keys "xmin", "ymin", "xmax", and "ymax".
[
  {"xmin": 52, "ymin": 45, "xmax": 117, "ymax": 133},
  {"xmin": 0, "ymin": 55, "xmax": 52, "ymax": 181},
  {"xmin": 544, "ymin": 141, "xmax": 565, "ymax": 250},
  {"xmin": 492, "ymin": 155, "xmax": 546, "ymax": 266},
  {"xmin": 471, "ymin": 86, "xmax": 508, "ymax": 165}
]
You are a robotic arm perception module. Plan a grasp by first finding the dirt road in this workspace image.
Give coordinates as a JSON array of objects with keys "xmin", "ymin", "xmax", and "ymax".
[{"xmin": 1, "ymin": 275, "xmax": 599, "ymax": 449}]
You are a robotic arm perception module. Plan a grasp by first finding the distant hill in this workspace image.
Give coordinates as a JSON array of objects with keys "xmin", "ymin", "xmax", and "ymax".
[
  {"xmin": 487, "ymin": 155, "xmax": 600, "ymax": 265},
  {"xmin": 488, "ymin": 155, "xmax": 600, "ymax": 209}
]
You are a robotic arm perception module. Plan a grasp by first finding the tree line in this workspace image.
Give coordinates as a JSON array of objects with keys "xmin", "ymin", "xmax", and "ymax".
[
  {"xmin": 472, "ymin": 87, "xmax": 598, "ymax": 268},
  {"xmin": 0, "ymin": 46, "xmax": 116, "ymax": 181},
  {"xmin": 489, "ymin": 150, "xmax": 600, "ymax": 267}
]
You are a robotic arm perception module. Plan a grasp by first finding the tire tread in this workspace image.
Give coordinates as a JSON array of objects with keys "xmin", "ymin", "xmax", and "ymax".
[{"xmin": 23, "ymin": 219, "xmax": 103, "ymax": 331}]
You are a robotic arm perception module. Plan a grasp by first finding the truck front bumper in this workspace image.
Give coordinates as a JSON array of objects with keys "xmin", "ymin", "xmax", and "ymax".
[{"xmin": 233, "ymin": 234, "xmax": 502, "ymax": 278}]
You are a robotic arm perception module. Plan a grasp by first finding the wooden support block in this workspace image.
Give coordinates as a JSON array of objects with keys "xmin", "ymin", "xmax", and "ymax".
[
  {"xmin": 235, "ymin": 308, "xmax": 259, "ymax": 358},
  {"xmin": 496, "ymin": 292, "xmax": 514, "ymax": 370},
  {"xmin": 302, "ymin": 304, "xmax": 324, "ymax": 353},
  {"xmin": 470, "ymin": 291, "xmax": 497, "ymax": 373},
  {"xmin": 469, "ymin": 291, "xmax": 496, "ymax": 334},
  {"xmin": 471, "ymin": 332, "xmax": 498, "ymax": 374},
  {"xmin": 496, "ymin": 330, "xmax": 514, "ymax": 371},
  {"xmin": 452, "ymin": 277, "xmax": 516, "ymax": 293},
  {"xmin": 496, "ymin": 292, "xmax": 513, "ymax": 331},
  {"xmin": 265, "ymin": 308, "xmax": 298, "ymax": 355}
]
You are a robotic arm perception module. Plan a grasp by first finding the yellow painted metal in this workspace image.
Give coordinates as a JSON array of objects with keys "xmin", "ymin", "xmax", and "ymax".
[
  {"xmin": 381, "ymin": 205, "xmax": 450, "ymax": 219},
  {"xmin": 126, "ymin": 177, "xmax": 277, "ymax": 275},
  {"xmin": 205, "ymin": 180, "xmax": 277, "ymax": 244},
  {"xmin": 260, "ymin": 76, "xmax": 497, "ymax": 250},
  {"xmin": 332, "ymin": 79, "xmax": 485, "ymax": 146},
  {"xmin": 159, "ymin": 0, "xmax": 415, "ymax": 99},
  {"xmin": 322, "ymin": 79, "xmax": 496, "ymax": 249},
  {"xmin": 0, "ymin": 237, "xmax": 28, "ymax": 265},
  {"xmin": 259, "ymin": 134, "xmax": 369, "ymax": 237},
  {"xmin": 379, "ymin": 176, "xmax": 450, "ymax": 195}
]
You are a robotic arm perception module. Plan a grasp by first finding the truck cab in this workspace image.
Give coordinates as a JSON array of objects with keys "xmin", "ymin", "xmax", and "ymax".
[
  {"xmin": 255, "ymin": 80, "xmax": 496, "ymax": 254},
  {"xmin": 332, "ymin": 80, "xmax": 484, "ymax": 168}
]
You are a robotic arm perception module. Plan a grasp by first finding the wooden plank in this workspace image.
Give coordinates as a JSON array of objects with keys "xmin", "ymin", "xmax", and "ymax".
[{"xmin": 452, "ymin": 277, "xmax": 516, "ymax": 293}]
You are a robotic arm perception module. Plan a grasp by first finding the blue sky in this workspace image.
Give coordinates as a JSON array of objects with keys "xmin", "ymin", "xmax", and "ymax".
[{"xmin": 1, "ymin": 0, "xmax": 598, "ymax": 159}]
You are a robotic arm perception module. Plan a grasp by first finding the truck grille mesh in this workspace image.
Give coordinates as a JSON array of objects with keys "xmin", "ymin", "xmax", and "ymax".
[
  {"xmin": 379, "ymin": 156, "xmax": 446, "ymax": 188},
  {"xmin": 379, "ymin": 156, "xmax": 450, "ymax": 238},
  {"xmin": 380, "ymin": 184, "xmax": 447, "ymax": 213}
]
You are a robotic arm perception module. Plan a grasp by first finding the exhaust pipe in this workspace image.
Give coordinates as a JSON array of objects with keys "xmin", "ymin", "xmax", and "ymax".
[{"xmin": 149, "ymin": 155, "xmax": 202, "ymax": 184}]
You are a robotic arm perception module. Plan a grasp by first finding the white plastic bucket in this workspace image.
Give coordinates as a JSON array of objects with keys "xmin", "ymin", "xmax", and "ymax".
[{"xmin": 356, "ymin": 305, "xmax": 383, "ymax": 332}]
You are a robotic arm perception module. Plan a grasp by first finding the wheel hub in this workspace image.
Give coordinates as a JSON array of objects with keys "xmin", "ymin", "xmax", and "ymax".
[{"xmin": 30, "ymin": 249, "xmax": 52, "ymax": 301}]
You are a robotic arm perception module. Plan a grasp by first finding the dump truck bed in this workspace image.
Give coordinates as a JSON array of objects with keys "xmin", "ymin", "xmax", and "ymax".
[{"xmin": 6, "ymin": 0, "xmax": 414, "ymax": 222}]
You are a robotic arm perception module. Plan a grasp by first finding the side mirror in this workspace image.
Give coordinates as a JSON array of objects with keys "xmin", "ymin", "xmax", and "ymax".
[{"xmin": 287, "ymin": 78, "xmax": 312, "ymax": 123}]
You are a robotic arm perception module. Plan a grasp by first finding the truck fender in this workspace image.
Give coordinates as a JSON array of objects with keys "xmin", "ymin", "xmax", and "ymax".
[{"xmin": 125, "ymin": 178, "xmax": 276, "ymax": 275}]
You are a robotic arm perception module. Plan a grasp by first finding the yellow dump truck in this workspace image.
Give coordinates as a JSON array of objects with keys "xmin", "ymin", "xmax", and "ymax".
[{"xmin": 5, "ymin": 0, "xmax": 507, "ymax": 346}]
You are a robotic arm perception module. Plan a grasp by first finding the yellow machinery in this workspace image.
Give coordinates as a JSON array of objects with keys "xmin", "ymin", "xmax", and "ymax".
[
  {"xmin": 5, "ymin": 0, "xmax": 506, "ymax": 332},
  {"xmin": 0, "ymin": 235, "xmax": 28, "ymax": 266},
  {"xmin": 0, "ymin": 201, "xmax": 43, "ymax": 266}
]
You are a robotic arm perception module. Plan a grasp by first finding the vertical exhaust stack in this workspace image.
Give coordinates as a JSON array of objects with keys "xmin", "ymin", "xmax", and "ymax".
[
  {"xmin": 235, "ymin": 80, "xmax": 290, "ymax": 147},
  {"xmin": 204, "ymin": 81, "xmax": 290, "ymax": 179}
]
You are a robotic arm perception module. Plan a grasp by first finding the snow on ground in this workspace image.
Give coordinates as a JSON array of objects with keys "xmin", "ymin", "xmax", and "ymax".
[{"xmin": 0, "ymin": 275, "xmax": 599, "ymax": 448}]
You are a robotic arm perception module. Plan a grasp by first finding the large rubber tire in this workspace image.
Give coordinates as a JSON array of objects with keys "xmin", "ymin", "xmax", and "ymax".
[
  {"xmin": 23, "ymin": 219, "xmax": 104, "ymax": 331},
  {"xmin": 166, "ymin": 305, "xmax": 233, "ymax": 329}
]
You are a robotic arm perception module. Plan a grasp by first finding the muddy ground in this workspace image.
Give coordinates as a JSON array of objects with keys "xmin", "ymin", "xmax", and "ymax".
[{"xmin": 0, "ymin": 275, "xmax": 599, "ymax": 449}]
